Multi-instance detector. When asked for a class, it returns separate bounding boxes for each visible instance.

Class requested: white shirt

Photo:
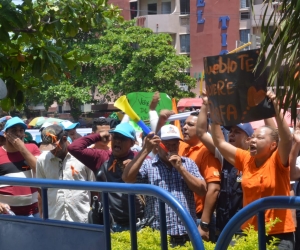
[36,151,95,223]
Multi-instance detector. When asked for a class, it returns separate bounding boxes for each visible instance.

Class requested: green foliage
[111,220,280,250]
[0,0,123,111]
[258,0,300,121]
[87,20,196,100]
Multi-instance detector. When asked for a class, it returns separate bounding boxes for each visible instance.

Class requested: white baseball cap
[160,125,182,141]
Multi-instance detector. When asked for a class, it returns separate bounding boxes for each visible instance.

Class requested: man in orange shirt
[179,111,221,242]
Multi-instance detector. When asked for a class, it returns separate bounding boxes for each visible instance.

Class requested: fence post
[257,211,266,250]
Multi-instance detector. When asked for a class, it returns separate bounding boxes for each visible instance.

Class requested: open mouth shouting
[249,144,257,154]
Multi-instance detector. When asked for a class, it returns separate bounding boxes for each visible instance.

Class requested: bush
[111,219,280,250]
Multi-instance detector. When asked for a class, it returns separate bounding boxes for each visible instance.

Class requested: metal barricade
[215,196,300,250]
[0,176,204,250]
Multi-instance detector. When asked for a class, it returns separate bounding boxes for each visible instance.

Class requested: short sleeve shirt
[235,148,295,234]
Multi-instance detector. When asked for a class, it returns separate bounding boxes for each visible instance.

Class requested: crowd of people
[0,91,299,249]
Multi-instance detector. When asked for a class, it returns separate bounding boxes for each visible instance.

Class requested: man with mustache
[122,124,206,247]
[0,117,40,216]
[156,110,222,242]
[36,125,95,222]
[68,122,145,231]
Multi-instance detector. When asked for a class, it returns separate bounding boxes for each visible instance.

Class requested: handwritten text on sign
[203,49,275,126]
[127,92,172,122]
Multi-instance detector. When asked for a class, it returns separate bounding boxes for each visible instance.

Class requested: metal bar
[0,177,204,250]
[257,211,266,250]
[102,192,111,250]
[129,194,137,250]
[159,201,168,250]
[215,196,300,250]
[41,187,48,220]
[0,214,103,231]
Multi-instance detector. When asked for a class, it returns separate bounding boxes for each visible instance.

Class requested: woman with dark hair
[210,91,295,249]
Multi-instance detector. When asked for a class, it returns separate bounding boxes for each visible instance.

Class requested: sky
[12,0,23,4]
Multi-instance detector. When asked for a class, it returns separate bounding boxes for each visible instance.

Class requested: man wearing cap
[196,96,254,238]
[61,121,82,142]
[157,110,222,242]
[36,125,95,222]
[39,122,55,151]
[122,124,206,247]
[68,122,145,231]
[0,117,40,216]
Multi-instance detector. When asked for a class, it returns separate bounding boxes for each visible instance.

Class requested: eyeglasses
[112,134,130,141]
[58,161,64,180]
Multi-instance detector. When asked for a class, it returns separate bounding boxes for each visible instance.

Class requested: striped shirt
[136,155,203,235]
[0,144,41,215]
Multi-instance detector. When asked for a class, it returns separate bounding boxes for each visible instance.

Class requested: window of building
[240,29,250,44]
[240,0,250,8]
[180,34,190,53]
[130,2,138,19]
[240,12,250,20]
[162,2,171,14]
[180,0,190,14]
[148,3,157,15]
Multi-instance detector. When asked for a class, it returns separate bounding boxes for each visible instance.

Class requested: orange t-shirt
[179,141,221,213]
[235,148,295,235]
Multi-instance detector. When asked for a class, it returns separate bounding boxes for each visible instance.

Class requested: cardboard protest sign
[127,92,172,122]
[203,49,275,126]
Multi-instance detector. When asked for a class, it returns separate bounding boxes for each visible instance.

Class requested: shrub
[111,219,280,250]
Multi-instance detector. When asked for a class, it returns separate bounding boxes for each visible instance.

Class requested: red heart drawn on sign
[247,86,266,107]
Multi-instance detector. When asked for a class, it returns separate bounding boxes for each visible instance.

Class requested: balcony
[136,14,189,34]
[251,3,277,28]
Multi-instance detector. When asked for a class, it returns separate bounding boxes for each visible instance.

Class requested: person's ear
[270,141,277,151]
[131,140,135,147]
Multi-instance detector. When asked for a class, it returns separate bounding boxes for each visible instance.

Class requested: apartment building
[115,0,278,95]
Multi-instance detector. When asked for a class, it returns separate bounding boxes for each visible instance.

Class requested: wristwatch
[200,221,210,232]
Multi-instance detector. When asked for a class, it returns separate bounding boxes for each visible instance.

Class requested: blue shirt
[136,155,203,235]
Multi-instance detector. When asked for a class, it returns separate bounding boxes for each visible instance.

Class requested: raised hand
[159,109,175,122]
[5,132,25,151]
[168,153,182,171]
[143,132,161,153]
[99,131,110,142]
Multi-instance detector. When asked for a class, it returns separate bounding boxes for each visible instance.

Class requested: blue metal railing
[0,176,204,250]
[1,176,299,250]
[215,196,300,250]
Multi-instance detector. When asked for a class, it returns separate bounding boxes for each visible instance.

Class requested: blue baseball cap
[224,123,254,137]
[3,117,27,131]
[109,123,136,140]
[60,121,80,130]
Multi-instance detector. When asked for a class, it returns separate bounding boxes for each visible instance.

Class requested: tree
[87,21,196,99]
[0,0,122,112]
[259,0,300,120]
[26,20,196,120]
